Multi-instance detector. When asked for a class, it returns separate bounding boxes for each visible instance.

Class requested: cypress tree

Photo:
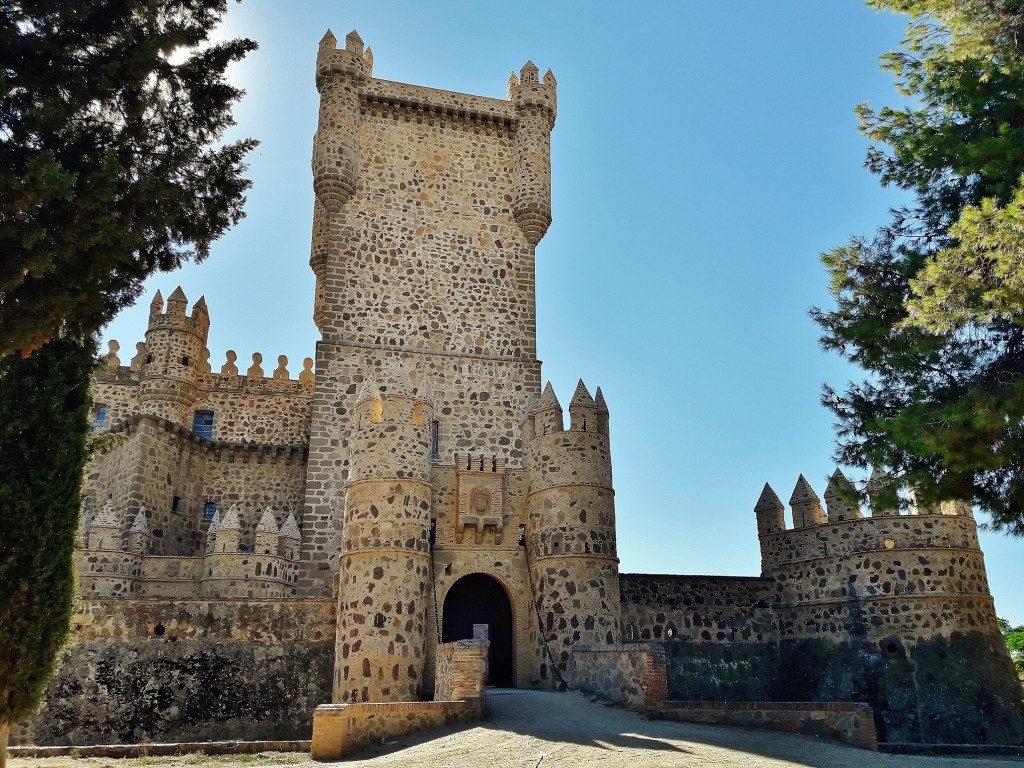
[0,337,95,766]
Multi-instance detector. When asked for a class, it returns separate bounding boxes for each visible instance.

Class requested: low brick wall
[311,640,489,760]
[568,643,667,713]
[310,701,478,760]
[435,639,488,705]
[659,701,877,751]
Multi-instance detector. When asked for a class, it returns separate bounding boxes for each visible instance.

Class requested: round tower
[311,29,369,332]
[509,61,556,247]
[333,378,434,703]
[524,380,620,684]
[137,287,209,425]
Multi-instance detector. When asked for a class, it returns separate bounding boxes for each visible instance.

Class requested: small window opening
[171,495,181,513]
[518,524,526,548]
[181,355,191,366]
[153,623,165,637]
[92,404,108,430]
[192,410,214,440]
[374,613,386,628]
[145,354,154,364]
[203,501,217,521]
[430,420,440,460]
[429,519,437,546]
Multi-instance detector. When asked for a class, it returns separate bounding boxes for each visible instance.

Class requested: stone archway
[442,573,515,687]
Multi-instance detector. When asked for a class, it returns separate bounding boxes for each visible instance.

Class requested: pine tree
[0,3,255,760]
[815,0,1024,530]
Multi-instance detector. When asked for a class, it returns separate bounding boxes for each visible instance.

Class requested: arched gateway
[441,573,515,687]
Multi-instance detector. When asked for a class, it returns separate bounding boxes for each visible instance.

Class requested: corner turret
[125,507,151,556]
[137,287,212,425]
[510,60,557,246]
[568,379,599,433]
[254,509,280,555]
[312,28,368,215]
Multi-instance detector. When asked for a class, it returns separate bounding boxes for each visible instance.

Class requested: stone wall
[659,701,878,751]
[18,598,334,746]
[568,643,666,713]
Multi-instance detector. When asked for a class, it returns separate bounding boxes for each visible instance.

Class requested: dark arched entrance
[442,573,514,687]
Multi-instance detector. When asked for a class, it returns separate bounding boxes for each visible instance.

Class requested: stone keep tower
[300,28,556,593]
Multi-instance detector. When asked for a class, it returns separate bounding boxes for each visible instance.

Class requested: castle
[20,28,1023,748]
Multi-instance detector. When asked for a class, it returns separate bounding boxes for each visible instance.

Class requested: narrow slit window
[430,420,440,460]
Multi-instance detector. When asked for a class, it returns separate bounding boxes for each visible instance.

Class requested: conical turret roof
[256,509,279,533]
[219,505,242,531]
[279,513,300,539]
[355,376,382,405]
[754,483,784,512]
[569,379,596,409]
[531,382,561,413]
[128,508,149,534]
[594,386,608,413]
[789,474,820,505]
[92,499,120,528]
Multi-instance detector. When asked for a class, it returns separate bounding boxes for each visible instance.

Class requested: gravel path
[337,689,1021,767]
[11,689,1023,768]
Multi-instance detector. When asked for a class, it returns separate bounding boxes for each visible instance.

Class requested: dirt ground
[11,689,1023,768]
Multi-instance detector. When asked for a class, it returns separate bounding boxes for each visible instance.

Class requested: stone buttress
[334,381,434,703]
[524,381,621,681]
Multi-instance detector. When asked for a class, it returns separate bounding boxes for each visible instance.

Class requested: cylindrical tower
[525,380,620,684]
[510,61,556,247]
[333,380,434,703]
[137,287,209,425]
[310,29,369,333]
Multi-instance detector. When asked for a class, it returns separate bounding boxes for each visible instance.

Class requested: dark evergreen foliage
[814,0,1024,529]
[0,337,95,733]
[0,1,257,357]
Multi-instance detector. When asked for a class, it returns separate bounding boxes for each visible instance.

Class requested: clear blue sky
[102,1,1024,625]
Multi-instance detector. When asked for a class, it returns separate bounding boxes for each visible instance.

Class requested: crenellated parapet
[755,470,992,641]
[78,499,300,598]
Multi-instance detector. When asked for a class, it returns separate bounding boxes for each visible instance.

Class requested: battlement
[78,500,301,598]
[753,470,992,641]
[525,380,609,439]
[507,61,557,122]
[315,28,371,87]
[146,287,210,340]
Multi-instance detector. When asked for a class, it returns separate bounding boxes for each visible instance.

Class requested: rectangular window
[92,404,108,430]
[203,501,217,520]
[192,410,214,440]
[430,420,440,460]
